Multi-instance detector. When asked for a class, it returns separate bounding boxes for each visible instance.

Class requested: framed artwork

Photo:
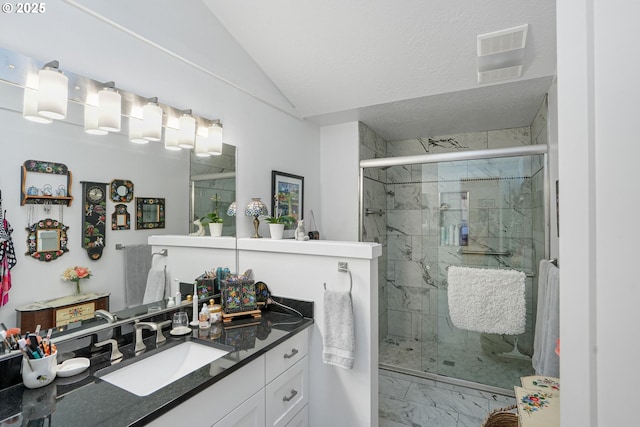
[135,197,165,229]
[271,171,304,239]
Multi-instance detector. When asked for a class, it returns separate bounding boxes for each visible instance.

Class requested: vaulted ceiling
[203,0,557,140]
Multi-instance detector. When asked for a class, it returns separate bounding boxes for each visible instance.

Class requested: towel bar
[324,262,353,293]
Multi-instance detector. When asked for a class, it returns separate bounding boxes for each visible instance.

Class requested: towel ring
[323,263,353,294]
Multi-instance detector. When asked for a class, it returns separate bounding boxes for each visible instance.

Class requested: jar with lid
[209,298,223,324]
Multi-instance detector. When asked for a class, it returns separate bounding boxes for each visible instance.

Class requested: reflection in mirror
[25,218,69,261]
[37,229,60,251]
[190,144,236,236]
[136,198,165,229]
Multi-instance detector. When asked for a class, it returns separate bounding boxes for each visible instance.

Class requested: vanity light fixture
[142,98,162,141]
[129,117,148,144]
[36,60,68,120]
[97,82,122,132]
[245,198,268,238]
[22,87,52,124]
[195,126,212,157]
[208,123,223,156]
[178,110,196,149]
[84,104,108,135]
[164,126,181,151]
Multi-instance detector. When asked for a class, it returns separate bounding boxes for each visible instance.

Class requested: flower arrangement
[61,266,92,295]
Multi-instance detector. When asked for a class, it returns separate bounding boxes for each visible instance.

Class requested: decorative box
[221,279,257,313]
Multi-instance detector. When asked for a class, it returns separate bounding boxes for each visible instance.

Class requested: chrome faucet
[95,309,117,323]
[95,338,123,362]
[134,322,158,355]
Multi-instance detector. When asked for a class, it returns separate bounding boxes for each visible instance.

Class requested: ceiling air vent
[477,24,528,56]
[476,24,528,83]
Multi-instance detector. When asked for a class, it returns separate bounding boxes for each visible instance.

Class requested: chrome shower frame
[359,143,550,395]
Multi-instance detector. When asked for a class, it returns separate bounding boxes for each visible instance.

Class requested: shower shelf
[458,249,512,256]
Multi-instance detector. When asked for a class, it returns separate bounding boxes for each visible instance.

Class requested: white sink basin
[98,341,229,396]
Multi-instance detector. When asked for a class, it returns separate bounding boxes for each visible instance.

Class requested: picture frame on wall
[271,170,304,239]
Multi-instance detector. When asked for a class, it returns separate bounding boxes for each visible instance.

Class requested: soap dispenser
[199,303,210,329]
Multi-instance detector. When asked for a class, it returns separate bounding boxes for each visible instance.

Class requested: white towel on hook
[447,266,526,335]
[142,254,168,305]
[322,288,355,369]
[533,260,560,377]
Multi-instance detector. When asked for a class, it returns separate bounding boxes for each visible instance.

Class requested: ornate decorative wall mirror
[136,197,165,229]
[25,218,69,261]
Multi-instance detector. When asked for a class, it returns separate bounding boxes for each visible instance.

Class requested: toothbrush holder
[22,351,57,389]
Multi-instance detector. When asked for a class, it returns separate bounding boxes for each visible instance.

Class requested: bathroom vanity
[0,305,313,427]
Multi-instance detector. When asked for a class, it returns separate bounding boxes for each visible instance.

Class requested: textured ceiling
[203,0,557,141]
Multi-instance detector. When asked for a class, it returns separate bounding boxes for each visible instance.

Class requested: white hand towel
[447,266,526,335]
[142,255,167,305]
[533,260,560,377]
[322,289,355,370]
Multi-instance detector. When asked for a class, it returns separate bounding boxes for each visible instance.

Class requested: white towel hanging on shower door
[447,266,526,335]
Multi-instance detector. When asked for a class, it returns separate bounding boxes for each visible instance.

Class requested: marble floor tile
[404,382,490,419]
[379,394,458,427]
[379,374,412,399]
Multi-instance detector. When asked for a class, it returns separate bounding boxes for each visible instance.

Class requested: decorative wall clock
[81,181,107,260]
[110,179,134,203]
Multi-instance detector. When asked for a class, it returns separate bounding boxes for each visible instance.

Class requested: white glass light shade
[195,134,212,157]
[208,125,223,155]
[37,68,68,120]
[129,117,148,144]
[97,89,122,132]
[142,103,162,141]
[178,114,196,148]
[23,88,52,123]
[84,105,108,135]
[164,127,181,151]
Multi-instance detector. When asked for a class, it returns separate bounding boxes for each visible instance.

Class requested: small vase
[73,280,81,295]
[269,223,285,240]
[209,222,223,237]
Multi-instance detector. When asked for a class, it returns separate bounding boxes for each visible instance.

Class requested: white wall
[237,239,380,427]
[0,1,321,327]
[557,1,640,425]
[320,122,360,241]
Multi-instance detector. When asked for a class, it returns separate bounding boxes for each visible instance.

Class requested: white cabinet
[266,357,308,427]
[266,328,308,384]
[147,355,265,427]
[149,329,309,427]
[213,389,266,427]
[285,405,308,427]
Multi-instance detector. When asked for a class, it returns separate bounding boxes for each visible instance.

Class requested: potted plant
[201,194,224,237]
[264,215,288,240]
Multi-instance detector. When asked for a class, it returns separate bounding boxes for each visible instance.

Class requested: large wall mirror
[190,146,237,236]
[0,46,238,342]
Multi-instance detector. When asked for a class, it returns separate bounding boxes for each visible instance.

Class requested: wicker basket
[481,404,519,427]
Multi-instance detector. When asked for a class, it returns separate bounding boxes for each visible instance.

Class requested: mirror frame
[135,197,165,229]
[25,218,69,261]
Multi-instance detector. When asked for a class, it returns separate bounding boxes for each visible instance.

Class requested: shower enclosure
[361,144,548,392]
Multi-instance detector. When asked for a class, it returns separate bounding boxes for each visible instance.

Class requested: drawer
[266,356,308,427]
[212,389,265,427]
[266,328,308,383]
[285,404,308,427]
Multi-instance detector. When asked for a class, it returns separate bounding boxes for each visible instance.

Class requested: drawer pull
[283,389,298,402]
[283,348,299,359]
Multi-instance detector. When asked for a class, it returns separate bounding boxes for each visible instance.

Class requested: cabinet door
[285,405,308,427]
[266,329,308,384]
[266,356,308,427]
[213,389,265,427]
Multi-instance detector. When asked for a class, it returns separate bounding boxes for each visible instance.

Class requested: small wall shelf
[20,160,74,207]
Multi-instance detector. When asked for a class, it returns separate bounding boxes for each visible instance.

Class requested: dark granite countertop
[0,310,313,426]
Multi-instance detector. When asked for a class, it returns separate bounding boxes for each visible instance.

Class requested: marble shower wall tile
[531,96,548,145]
[488,127,531,148]
[387,210,423,235]
[359,122,387,157]
[387,137,430,157]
